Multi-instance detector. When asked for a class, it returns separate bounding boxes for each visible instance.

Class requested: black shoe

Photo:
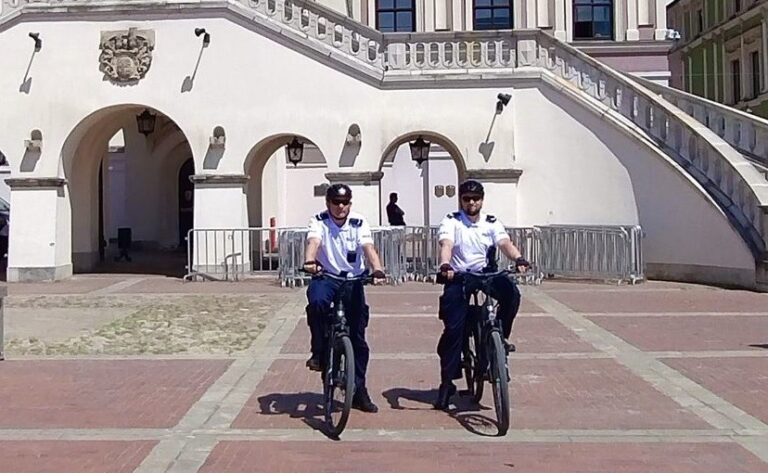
[504,341,516,353]
[305,356,322,372]
[433,383,457,411]
[352,387,378,413]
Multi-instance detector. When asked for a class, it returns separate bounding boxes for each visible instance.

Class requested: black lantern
[136,109,156,136]
[409,136,431,166]
[286,136,304,166]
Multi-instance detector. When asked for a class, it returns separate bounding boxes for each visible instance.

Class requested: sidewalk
[0,276,766,472]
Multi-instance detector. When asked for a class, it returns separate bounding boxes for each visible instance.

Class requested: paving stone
[588,316,768,352]
[199,441,767,473]
[0,440,156,473]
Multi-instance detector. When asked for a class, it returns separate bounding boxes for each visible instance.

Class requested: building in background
[667,0,768,116]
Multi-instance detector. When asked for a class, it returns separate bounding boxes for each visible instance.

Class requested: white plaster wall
[515,83,755,272]
[8,188,58,267]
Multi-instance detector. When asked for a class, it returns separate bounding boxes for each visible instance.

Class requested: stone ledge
[325,172,384,184]
[190,174,249,185]
[5,177,67,189]
[464,168,523,182]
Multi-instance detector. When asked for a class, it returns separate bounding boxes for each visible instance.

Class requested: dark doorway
[178,158,194,248]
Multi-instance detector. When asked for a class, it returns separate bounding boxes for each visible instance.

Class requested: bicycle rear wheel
[472,321,485,404]
[323,335,355,436]
[489,330,510,435]
[462,325,478,396]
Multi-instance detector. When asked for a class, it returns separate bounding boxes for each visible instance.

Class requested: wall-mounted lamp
[210,126,226,148]
[25,129,42,151]
[495,93,511,114]
[409,136,431,166]
[286,136,304,166]
[136,109,157,136]
[195,28,210,47]
[29,32,42,52]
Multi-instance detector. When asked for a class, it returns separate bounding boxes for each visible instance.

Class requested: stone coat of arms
[99,28,155,83]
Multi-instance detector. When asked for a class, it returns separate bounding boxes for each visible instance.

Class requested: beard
[464,207,480,216]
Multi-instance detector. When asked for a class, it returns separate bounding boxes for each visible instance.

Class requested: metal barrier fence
[185,225,644,285]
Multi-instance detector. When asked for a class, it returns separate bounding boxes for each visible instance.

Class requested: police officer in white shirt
[302,183,386,413]
[433,180,530,410]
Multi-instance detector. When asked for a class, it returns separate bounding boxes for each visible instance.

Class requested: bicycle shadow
[257,392,341,440]
[382,387,502,437]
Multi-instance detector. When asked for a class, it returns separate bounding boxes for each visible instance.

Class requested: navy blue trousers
[306,276,370,389]
[437,274,521,384]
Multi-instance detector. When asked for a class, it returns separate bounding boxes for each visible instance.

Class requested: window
[732,59,742,103]
[696,9,703,34]
[473,0,512,30]
[376,0,415,33]
[751,51,761,99]
[573,0,614,40]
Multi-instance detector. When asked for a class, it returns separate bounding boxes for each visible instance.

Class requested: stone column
[463,169,523,225]
[762,13,768,93]
[626,0,640,41]
[654,0,668,40]
[536,0,550,28]
[452,0,464,30]
[435,0,449,30]
[554,0,567,40]
[325,171,384,225]
[189,174,251,279]
[6,177,72,282]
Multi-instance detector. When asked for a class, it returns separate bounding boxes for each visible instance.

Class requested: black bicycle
[310,271,372,437]
[458,270,514,435]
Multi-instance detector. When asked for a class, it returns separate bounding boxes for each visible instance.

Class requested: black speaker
[117,227,132,250]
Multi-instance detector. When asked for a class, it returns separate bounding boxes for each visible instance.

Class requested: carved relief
[99,28,155,83]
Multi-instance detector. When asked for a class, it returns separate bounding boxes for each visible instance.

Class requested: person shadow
[257,392,340,440]
[381,387,502,437]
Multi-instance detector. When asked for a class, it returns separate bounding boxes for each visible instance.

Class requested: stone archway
[379,132,466,226]
[61,104,194,275]
[244,134,328,229]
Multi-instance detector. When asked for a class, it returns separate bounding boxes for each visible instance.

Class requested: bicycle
[449,269,515,435]
[306,270,373,437]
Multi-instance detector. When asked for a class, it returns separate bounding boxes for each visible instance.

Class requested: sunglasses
[461,195,483,203]
[330,199,351,206]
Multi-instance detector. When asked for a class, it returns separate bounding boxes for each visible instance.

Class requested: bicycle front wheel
[323,335,355,437]
[489,330,510,435]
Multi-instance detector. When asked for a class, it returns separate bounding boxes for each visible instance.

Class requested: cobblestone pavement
[0,275,766,472]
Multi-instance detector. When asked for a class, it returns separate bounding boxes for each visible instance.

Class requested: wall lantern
[286,136,304,166]
[409,135,430,166]
[136,109,157,136]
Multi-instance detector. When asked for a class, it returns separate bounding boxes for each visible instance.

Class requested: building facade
[1,0,767,290]
[668,0,768,116]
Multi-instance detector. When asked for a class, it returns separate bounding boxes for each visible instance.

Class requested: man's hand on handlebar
[302,260,322,275]
[371,269,387,286]
[514,256,530,274]
[438,263,455,282]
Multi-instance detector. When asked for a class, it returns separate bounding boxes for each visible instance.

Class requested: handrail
[638,77,768,169]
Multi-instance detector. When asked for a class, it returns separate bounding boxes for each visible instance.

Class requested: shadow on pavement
[257,392,343,440]
[749,344,768,349]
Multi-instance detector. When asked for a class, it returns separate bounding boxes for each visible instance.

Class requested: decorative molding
[99,27,155,83]
[464,168,523,182]
[6,177,66,188]
[325,172,384,184]
[189,174,249,185]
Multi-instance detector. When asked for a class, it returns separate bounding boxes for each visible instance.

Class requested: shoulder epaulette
[447,211,461,219]
[315,211,330,221]
[349,218,363,227]
[486,215,497,223]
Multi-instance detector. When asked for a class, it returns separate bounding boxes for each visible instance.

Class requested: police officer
[433,180,530,410]
[302,183,386,413]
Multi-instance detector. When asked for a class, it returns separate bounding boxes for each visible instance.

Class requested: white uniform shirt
[438,211,510,272]
[307,211,374,276]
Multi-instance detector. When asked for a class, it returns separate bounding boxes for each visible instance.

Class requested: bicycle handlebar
[299,268,378,284]
[435,269,515,285]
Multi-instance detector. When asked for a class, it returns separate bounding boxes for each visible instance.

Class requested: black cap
[458,180,484,197]
[326,183,352,200]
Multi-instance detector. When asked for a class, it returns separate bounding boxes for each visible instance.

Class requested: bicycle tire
[462,326,477,397]
[472,320,485,404]
[490,330,510,435]
[324,335,355,436]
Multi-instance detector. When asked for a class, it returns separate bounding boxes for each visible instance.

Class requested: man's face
[327,196,352,220]
[460,193,483,216]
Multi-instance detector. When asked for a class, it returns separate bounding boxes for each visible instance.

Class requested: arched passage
[61,104,194,275]
[244,134,328,228]
[379,132,466,226]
